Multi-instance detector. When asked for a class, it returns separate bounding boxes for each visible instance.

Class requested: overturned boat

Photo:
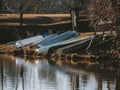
[35,36,94,53]
[37,31,78,48]
[48,36,94,53]
[55,35,104,54]
[35,33,115,54]
[30,34,57,46]
[35,31,78,53]
[15,34,48,48]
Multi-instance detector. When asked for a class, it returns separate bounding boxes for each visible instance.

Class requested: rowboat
[35,36,93,53]
[37,34,57,46]
[56,37,93,53]
[15,35,46,48]
[38,30,78,48]
[56,35,104,53]
[30,34,57,46]
[48,36,93,53]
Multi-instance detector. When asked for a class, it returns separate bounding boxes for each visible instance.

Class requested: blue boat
[38,31,78,48]
[37,34,57,46]
[30,34,57,46]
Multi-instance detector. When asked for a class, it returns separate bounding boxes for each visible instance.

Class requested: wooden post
[71,10,77,31]
[19,2,23,32]
[70,7,80,31]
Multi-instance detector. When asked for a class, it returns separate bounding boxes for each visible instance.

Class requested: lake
[0,54,120,90]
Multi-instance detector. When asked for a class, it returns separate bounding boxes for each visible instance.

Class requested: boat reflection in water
[0,54,120,90]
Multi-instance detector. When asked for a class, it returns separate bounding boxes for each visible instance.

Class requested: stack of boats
[14,30,114,54]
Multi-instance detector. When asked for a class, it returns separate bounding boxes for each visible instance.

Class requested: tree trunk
[0,0,3,13]
[116,2,120,48]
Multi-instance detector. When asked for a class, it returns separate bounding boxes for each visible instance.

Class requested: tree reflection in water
[0,58,3,90]
[0,54,120,90]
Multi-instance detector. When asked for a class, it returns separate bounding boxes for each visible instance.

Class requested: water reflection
[0,54,120,90]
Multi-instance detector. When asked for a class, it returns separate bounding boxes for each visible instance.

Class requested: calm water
[0,54,120,90]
